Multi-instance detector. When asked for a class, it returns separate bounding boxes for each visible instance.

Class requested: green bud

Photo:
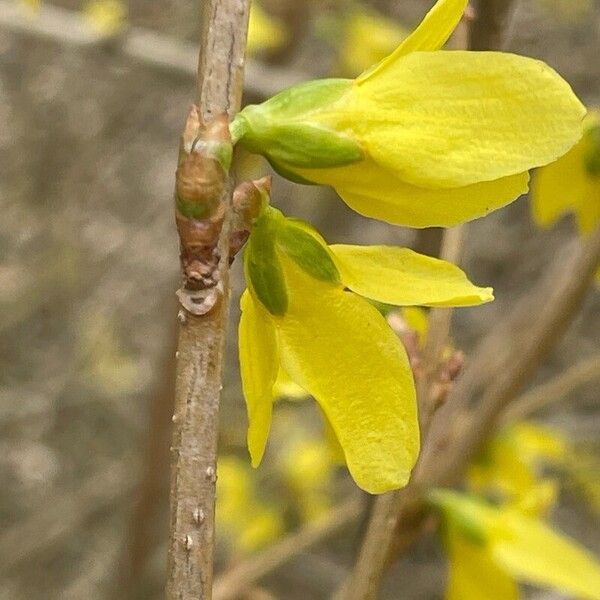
[231,79,364,169]
[246,212,288,316]
[584,125,600,177]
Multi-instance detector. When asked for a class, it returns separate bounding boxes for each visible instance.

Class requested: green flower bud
[231,79,364,169]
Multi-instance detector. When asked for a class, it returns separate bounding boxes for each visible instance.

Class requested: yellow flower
[280,437,334,521]
[239,205,492,493]
[337,8,408,76]
[432,489,600,600]
[533,110,600,238]
[247,3,287,56]
[84,0,126,36]
[468,422,566,513]
[20,0,41,15]
[216,456,284,554]
[232,0,585,228]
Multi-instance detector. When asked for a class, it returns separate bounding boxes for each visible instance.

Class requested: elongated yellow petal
[532,133,593,228]
[447,532,518,600]
[330,244,493,307]
[274,257,419,494]
[359,0,468,83]
[492,510,600,600]
[335,51,585,189]
[297,159,529,227]
[239,290,279,467]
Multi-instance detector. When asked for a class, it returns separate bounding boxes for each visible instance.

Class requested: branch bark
[166,2,251,599]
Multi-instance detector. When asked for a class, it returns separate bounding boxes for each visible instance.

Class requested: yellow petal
[272,367,308,400]
[359,0,468,83]
[492,509,600,600]
[274,256,419,494]
[532,132,596,230]
[337,51,585,188]
[339,9,409,77]
[433,489,600,599]
[446,530,518,600]
[239,290,279,467]
[330,244,493,307]
[297,159,529,227]
[247,3,287,55]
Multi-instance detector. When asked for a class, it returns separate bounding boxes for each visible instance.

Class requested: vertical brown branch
[166,2,251,600]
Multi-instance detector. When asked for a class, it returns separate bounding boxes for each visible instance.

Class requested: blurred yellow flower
[468,422,566,511]
[247,3,287,56]
[84,0,126,36]
[233,0,585,228]
[280,437,334,521]
[20,0,41,14]
[533,110,600,238]
[216,456,284,554]
[432,489,600,600]
[338,9,408,76]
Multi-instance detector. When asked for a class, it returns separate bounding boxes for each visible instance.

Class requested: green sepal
[245,78,352,119]
[234,79,364,170]
[246,212,288,316]
[268,159,319,185]
[239,119,363,169]
[276,221,341,284]
[584,125,600,177]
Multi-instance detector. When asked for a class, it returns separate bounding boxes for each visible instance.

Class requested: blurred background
[1,0,599,598]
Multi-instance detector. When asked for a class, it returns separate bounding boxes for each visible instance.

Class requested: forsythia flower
[231,0,585,228]
[84,0,126,36]
[247,3,287,56]
[532,110,600,238]
[239,202,493,494]
[20,0,41,14]
[216,456,284,554]
[468,422,566,514]
[280,437,335,521]
[337,8,408,76]
[431,489,600,600]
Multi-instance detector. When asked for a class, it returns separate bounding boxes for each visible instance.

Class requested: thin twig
[338,4,521,597]
[0,0,305,100]
[388,223,600,561]
[431,224,600,483]
[166,2,250,599]
[213,498,364,600]
[501,352,600,424]
[338,224,468,600]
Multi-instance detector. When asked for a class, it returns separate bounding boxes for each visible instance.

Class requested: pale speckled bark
[166,1,250,599]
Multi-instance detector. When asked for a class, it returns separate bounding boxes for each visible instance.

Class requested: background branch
[213,498,364,600]
[0,0,303,100]
[501,352,600,425]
